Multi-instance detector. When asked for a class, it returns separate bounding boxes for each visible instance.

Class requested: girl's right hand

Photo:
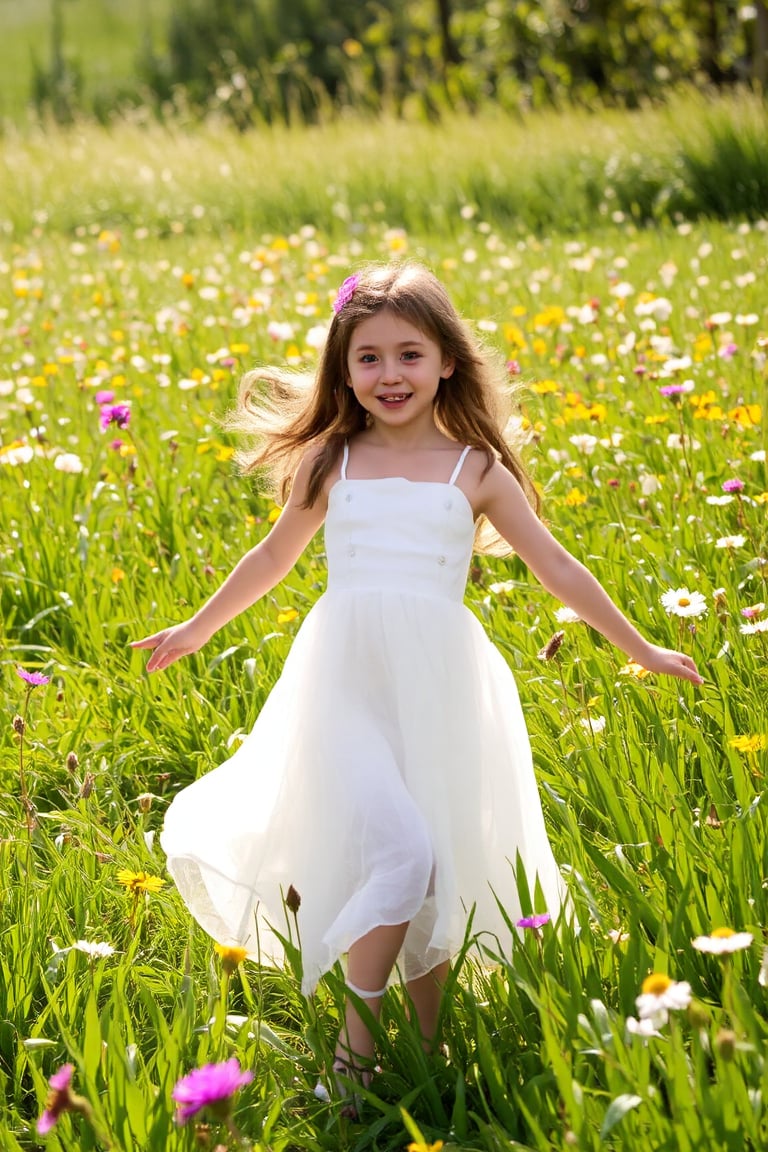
[130,619,211,673]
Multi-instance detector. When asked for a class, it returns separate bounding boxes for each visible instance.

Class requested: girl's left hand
[634,643,704,684]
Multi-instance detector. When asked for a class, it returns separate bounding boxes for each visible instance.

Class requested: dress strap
[340,440,349,480]
[448,445,471,486]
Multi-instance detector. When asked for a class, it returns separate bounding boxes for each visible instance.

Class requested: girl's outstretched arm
[131,450,328,673]
[477,461,704,684]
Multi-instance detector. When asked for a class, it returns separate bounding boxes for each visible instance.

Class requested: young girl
[132,261,702,1110]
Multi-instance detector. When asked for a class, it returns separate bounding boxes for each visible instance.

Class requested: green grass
[2,89,768,238]
[1,114,767,1149]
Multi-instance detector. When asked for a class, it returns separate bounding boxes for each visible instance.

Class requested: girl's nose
[380,359,403,383]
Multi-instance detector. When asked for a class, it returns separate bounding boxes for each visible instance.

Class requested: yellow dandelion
[729,735,767,754]
[564,489,587,507]
[116,869,166,895]
[214,943,248,974]
[277,608,299,625]
[267,506,282,524]
[407,1143,444,1152]
[111,567,125,584]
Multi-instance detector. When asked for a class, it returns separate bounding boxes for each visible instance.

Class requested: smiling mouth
[378,393,412,404]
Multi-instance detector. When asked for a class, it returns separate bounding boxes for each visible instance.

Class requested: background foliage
[1,0,766,127]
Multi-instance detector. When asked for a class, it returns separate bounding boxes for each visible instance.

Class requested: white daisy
[740,618,768,635]
[73,940,116,959]
[660,588,708,618]
[554,606,581,624]
[692,929,753,955]
[636,974,692,1024]
[715,534,746,549]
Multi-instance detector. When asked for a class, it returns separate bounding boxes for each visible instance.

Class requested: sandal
[313,980,387,1117]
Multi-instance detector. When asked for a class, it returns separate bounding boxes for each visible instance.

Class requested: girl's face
[346,309,454,433]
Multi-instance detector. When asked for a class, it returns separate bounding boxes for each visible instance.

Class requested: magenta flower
[332,274,359,315]
[94,389,115,405]
[506,359,521,376]
[16,667,51,687]
[172,1058,253,1125]
[517,913,551,929]
[722,478,744,493]
[98,403,131,432]
[658,383,687,398]
[37,1064,75,1135]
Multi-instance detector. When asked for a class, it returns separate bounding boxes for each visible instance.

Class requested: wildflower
[98,403,131,432]
[116,869,166,894]
[636,973,692,1024]
[37,1064,92,1135]
[214,943,248,974]
[172,1058,253,1125]
[660,588,708,618]
[537,631,565,660]
[728,735,767,753]
[16,667,51,686]
[564,488,587,507]
[619,661,651,679]
[94,389,115,405]
[277,608,298,624]
[516,913,551,929]
[54,453,84,474]
[407,1142,444,1152]
[568,433,599,455]
[639,473,661,495]
[715,535,746,549]
[580,715,606,734]
[741,602,765,618]
[625,1015,663,1039]
[506,359,521,376]
[692,927,753,954]
[554,606,581,624]
[73,940,116,959]
[658,382,693,399]
[722,478,744,493]
[740,618,768,634]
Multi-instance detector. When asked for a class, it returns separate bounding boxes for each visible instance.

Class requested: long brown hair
[227,261,541,549]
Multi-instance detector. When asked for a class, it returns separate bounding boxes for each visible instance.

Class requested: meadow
[1,102,767,1151]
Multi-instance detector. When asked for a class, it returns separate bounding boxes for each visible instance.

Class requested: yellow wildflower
[407,1143,444,1152]
[277,608,299,625]
[564,489,587,507]
[619,661,651,680]
[729,735,767,754]
[214,943,248,974]
[116,869,166,895]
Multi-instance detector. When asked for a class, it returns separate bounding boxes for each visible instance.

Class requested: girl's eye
[402,351,420,361]
[359,354,377,363]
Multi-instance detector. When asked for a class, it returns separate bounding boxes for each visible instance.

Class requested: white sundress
[161,444,566,993]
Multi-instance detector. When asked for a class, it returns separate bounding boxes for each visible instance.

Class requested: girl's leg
[405,960,450,1051]
[337,922,409,1065]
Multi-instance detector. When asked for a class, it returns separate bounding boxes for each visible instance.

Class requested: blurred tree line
[36,0,768,125]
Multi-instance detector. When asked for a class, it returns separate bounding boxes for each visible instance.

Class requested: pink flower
[16,667,51,687]
[741,603,765,619]
[172,1058,253,1125]
[658,383,687,398]
[332,274,359,315]
[722,478,744,493]
[98,403,131,432]
[94,389,115,405]
[517,913,551,929]
[37,1064,75,1135]
[506,359,521,376]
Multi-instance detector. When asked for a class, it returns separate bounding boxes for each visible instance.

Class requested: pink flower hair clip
[332,274,359,315]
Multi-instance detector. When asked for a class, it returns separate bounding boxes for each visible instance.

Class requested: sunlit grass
[1,144,767,1149]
